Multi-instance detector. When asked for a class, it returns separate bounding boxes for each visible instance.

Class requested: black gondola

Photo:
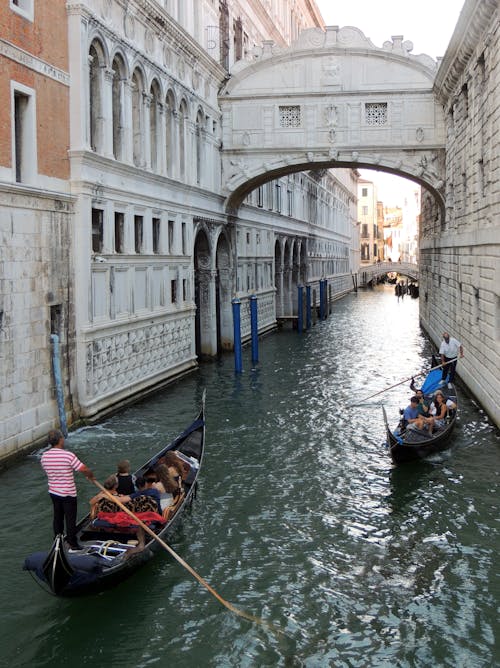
[383,367,458,464]
[24,393,206,596]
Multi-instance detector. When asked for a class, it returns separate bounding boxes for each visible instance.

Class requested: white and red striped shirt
[41,448,86,497]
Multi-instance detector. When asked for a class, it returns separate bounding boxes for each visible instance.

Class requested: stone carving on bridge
[322,58,341,87]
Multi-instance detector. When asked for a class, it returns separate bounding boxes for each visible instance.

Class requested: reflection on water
[1,286,498,667]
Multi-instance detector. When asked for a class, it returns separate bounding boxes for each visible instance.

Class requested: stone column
[143,92,152,170]
[157,102,167,175]
[122,81,134,165]
[102,67,114,158]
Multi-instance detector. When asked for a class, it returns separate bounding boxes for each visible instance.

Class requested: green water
[1,286,498,667]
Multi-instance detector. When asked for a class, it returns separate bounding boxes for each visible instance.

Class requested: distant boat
[24,393,206,596]
[383,366,458,464]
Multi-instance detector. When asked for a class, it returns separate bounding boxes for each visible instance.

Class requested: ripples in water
[1,287,498,667]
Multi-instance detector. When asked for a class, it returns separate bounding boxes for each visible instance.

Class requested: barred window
[279,105,301,128]
[365,103,388,125]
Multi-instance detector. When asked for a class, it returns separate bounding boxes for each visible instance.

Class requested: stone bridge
[359,261,419,286]
[219,26,446,217]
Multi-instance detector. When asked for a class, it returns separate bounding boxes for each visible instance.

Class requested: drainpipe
[50,334,68,437]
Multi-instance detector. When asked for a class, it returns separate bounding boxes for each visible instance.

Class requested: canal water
[1,286,498,667]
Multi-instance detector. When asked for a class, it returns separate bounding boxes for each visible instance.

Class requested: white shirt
[439,337,461,358]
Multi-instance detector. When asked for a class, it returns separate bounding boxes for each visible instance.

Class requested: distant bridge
[358,261,419,286]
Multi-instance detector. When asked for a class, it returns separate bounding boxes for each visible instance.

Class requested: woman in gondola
[432,391,448,430]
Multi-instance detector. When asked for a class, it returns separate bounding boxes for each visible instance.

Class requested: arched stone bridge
[219,26,446,217]
[359,261,419,286]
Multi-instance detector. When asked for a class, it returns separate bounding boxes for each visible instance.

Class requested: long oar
[348,358,456,407]
[91,479,283,636]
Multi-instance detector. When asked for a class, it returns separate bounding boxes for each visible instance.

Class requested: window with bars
[279,105,301,128]
[365,102,388,125]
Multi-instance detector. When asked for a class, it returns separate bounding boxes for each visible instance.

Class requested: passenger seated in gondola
[160,450,199,484]
[89,474,123,518]
[153,463,185,520]
[115,459,136,495]
[430,391,448,430]
[118,475,162,514]
[403,396,434,433]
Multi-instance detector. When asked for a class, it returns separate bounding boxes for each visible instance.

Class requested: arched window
[89,41,105,153]
[178,99,188,181]
[165,90,175,177]
[131,68,144,167]
[150,80,161,172]
[111,54,126,160]
[195,109,204,186]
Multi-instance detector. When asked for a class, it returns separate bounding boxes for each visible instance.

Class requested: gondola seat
[90,511,166,534]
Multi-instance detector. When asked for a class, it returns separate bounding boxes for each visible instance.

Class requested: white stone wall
[420,0,499,426]
[0,189,74,460]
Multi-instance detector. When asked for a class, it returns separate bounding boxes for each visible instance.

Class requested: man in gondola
[41,429,94,552]
[439,332,464,388]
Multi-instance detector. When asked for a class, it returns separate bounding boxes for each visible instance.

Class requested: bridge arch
[219,26,446,217]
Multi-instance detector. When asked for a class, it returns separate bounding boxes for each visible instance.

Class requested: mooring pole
[297,285,303,333]
[250,294,258,365]
[319,279,325,320]
[306,285,312,329]
[232,298,242,373]
[50,334,68,437]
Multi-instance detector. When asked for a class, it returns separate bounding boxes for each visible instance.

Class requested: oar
[348,358,457,407]
[91,479,283,636]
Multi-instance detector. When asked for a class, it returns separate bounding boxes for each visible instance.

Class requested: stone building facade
[0,0,360,463]
[0,2,74,459]
[419,0,499,425]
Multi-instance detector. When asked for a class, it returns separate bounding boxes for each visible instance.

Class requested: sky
[314,0,465,205]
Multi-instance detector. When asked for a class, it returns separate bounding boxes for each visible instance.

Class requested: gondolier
[41,429,94,551]
[439,332,464,387]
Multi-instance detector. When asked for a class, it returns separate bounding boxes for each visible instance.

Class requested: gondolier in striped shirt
[41,429,94,551]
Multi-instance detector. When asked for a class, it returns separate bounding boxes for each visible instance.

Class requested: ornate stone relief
[85,317,193,398]
[145,29,154,55]
[124,11,135,40]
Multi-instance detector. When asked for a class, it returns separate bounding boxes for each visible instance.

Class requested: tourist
[41,429,94,551]
[115,459,136,494]
[89,474,121,517]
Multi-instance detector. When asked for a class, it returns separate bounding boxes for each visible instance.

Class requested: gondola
[24,392,205,596]
[383,365,458,464]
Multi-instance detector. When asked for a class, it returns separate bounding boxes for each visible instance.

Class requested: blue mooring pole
[50,334,68,437]
[250,294,259,364]
[306,285,312,329]
[297,285,304,333]
[324,278,329,316]
[319,279,325,320]
[232,298,243,373]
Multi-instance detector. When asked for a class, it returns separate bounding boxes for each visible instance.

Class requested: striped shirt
[41,448,85,497]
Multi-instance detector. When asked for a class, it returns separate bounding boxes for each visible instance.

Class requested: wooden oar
[91,479,283,636]
[348,358,456,407]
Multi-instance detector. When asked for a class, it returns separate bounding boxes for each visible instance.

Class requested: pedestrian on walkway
[41,429,94,551]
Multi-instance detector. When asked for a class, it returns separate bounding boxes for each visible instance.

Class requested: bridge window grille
[365,102,387,125]
[279,105,301,128]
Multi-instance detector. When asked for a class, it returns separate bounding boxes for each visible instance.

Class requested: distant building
[358,179,379,264]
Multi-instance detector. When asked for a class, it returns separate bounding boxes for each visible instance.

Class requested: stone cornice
[433,0,498,104]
